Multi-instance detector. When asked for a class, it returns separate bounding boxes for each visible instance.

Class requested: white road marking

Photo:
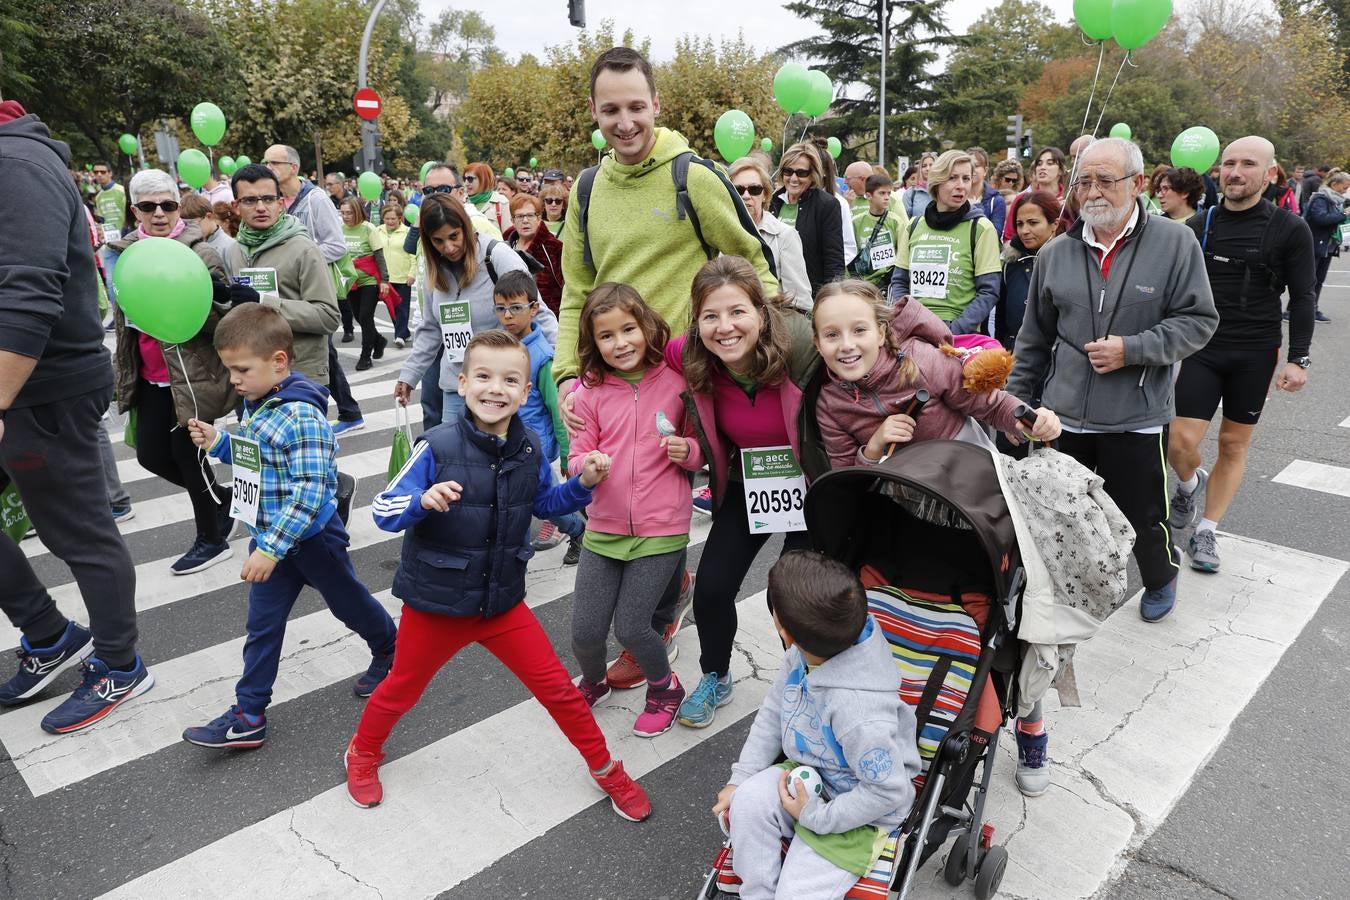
[1272,459,1350,499]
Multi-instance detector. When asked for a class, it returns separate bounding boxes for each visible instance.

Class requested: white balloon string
[1066,41,1108,193]
[173,344,221,505]
[1090,52,1131,138]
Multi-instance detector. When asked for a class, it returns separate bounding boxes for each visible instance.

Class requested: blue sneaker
[40,656,154,734]
[691,486,713,516]
[332,418,366,436]
[677,672,733,729]
[1139,577,1178,623]
[353,651,393,698]
[1014,729,1050,797]
[110,504,135,524]
[183,705,267,749]
[0,622,94,706]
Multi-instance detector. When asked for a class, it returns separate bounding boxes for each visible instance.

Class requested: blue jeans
[440,389,466,425]
[420,345,444,433]
[392,283,413,340]
[236,513,398,717]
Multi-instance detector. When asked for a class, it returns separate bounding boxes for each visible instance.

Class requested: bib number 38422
[741,446,807,534]
[909,244,951,299]
[439,301,473,363]
[229,436,262,527]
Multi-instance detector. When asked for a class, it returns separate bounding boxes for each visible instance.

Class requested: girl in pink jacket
[568,283,704,739]
[812,281,1060,469]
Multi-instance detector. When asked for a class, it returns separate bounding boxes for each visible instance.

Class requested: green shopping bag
[388,400,414,484]
[1,481,32,544]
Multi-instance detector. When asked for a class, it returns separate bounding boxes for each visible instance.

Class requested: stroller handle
[881,390,931,463]
[1012,404,1039,429]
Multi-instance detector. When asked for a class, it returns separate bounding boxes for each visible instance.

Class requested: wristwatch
[1291,356,1312,369]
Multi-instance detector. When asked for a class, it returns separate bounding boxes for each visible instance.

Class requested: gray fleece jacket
[1006,199,1218,431]
[730,617,920,834]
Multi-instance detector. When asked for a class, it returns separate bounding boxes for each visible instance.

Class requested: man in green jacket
[92,160,126,322]
[554,46,778,388]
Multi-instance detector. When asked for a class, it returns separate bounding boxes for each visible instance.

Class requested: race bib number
[741,446,807,534]
[237,267,279,295]
[910,245,950,299]
[868,236,896,270]
[102,225,120,245]
[229,436,262,527]
[439,301,473,362]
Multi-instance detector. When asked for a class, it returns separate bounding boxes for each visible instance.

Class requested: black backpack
[573,151,777,278]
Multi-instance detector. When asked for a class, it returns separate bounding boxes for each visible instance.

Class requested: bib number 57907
[741,446,807,534]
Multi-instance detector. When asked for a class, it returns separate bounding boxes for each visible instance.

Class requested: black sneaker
[563,534,582,566]
[1315,310,1331,323]
[40,656,154,734]
[336,471,356,525]
[372,335,387,360]
[355,356,373,371]
[341,331,355,343]
[170,536,233,575]
[353,651,394,698]
[0,622,94,706]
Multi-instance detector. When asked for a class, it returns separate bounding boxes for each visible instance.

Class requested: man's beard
[1224,179,1262,203]
[1080,198,1132,230]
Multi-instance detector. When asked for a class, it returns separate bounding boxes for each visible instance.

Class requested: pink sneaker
[633,672,685,737]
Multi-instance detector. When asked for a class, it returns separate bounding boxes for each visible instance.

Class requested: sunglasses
[735,183,765,197]
[134,200,180,213]
[544,197,565,205]
[464,175,478,183]
[423,184,457,195]
[781,166,812,179]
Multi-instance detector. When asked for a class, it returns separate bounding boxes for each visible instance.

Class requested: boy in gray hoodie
[714,551,921,899]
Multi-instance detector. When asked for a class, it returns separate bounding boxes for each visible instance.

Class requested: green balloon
[801,70,834,118]
[1073,0,1115,40]
[112,237,212,344]
[529,156,538,168]
[85,163,93,171]
[420,160,437,182]
[504,167,515,178]
[235,155,252,168]
[177,148,211,189]
[1171,126,1219,171]
[714,109,755,162]
[591,129,606,151]
[118,133,139,156]
[189,102,227,147]
[405,203,419,226]
[357,171,382,201]
[773,62,812,115]
[760,137,773,153]
[826,136,842,159]
[1109,122,1132,140]
[1111,0,1172,49]
[218,155,237,176]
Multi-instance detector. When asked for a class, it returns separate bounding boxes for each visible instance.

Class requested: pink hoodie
[815,297,1027,469]
[568,360,705,537]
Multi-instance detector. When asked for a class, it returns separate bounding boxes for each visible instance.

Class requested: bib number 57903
[741,446,807,534]
[439,301,473,362]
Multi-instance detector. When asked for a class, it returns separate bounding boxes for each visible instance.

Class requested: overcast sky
[418,0,1080,65]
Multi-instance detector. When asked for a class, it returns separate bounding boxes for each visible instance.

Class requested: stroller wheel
[944,831,972,886]
[973,845,1008,900]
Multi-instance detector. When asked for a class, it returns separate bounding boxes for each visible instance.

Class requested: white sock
[1197,518,1218,534]
[1177,473,1199,495]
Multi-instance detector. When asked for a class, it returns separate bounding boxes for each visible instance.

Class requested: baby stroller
[698,440,1025,900]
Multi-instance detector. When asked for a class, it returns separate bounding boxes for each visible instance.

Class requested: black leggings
[694,477,812,677]
[349,283,382,358]
[135,381,228,542]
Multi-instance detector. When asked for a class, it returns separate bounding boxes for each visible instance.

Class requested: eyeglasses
[1154,184,1174,194]
[544,198,565,205]
[512,212,540,221]
[781,166,812,179]
[238,195,281,206]
[493,301,536,316]
[264,159,295,168]
[423,184,457,195]
[134,200,180,213]
[735,183,765,197]
[1070,174,1134,193]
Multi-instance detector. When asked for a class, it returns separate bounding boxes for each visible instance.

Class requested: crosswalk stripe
[1271,459,1350,499]
[1339,415,1349,428]
[97,586,782,900]
[2,521,711,798]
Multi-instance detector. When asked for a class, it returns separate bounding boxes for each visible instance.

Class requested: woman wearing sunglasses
[728,157,812,311]
[107,168,238,575]
[768,141,843,297]
[540,182,569,237]
[462,162,511,235]
[505,192,565,316]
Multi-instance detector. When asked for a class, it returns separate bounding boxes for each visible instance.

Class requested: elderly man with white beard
[1005,137,1218,624]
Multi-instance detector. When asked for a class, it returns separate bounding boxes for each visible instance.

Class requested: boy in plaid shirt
[182,304,397,749]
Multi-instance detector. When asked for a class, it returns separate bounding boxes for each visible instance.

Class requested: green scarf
[236,213,307,256]
[468,190,492,206]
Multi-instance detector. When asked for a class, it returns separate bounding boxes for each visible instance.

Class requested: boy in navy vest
[348,329,652,821]
[183,304,398,749]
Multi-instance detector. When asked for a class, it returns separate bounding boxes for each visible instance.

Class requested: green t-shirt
[778,202,799,229]
[95,184,126,231]
[904,215,1001,324]
[546,219,564,236]
[342,222,386,287]
[850,208,907,287]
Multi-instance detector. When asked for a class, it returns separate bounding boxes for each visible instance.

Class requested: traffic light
[1021,129,1034,160]
[1005,114,1023,149]
[568,0,585,27]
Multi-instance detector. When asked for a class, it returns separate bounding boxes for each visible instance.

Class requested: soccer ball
[787,765,823,799]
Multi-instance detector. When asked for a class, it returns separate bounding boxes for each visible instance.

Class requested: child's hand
[560,386,585,437]
[863,414,916,460]
[777,770,809,821]
[187,417,217,450]
[420,480,463,512]
[712,783,737,831]
[661,435,690,463]
[579,451,611,487]
[240,550,276,583]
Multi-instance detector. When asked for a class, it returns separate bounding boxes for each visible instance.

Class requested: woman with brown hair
[540,181,569,236]
[462,162,511,234]
[768,141,844,295]
[1003,146,1067,239]
[505,192,565,315]
[728,157,812,310]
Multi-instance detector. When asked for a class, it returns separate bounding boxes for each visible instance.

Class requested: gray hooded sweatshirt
[730,617,921,834]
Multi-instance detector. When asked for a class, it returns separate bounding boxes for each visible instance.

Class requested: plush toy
[939,334,1014,394]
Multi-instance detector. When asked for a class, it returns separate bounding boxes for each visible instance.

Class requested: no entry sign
[353,88,382,121]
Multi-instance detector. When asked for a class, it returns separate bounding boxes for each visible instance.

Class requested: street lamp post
[357,0,389,175]
[879,0,887,167]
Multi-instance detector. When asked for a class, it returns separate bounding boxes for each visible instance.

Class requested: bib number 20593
[741,446,807,534]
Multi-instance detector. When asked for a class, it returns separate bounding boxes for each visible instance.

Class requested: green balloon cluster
[591,129,606,151]
[118,133,139,156]
[1112,0,1172,49]
[714,109,755,161]
[177,148,211,189]
[1171,126,1219,171]
[803,70,834,118]
[189,102,226,147]
[357,171,382,201]
[112,238,213,344]
[1109,122,1132,140]
[772,63,836,118]
[218,155,237,176]
[1074,0,1114,40]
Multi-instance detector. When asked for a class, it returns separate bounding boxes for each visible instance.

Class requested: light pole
[357,0,389,175]
[879,0,887,167]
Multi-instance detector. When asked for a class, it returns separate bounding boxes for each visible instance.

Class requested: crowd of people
[0,41,1343,898]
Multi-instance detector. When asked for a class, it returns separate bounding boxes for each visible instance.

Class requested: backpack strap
[576,164,600,268]
[483,238,499,284]
[1200,205,1217,251]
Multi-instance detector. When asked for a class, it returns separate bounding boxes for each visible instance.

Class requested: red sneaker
[592,760,651,822]
[345,737,385,808]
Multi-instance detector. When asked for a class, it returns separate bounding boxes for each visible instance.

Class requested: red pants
[353,602,611,770]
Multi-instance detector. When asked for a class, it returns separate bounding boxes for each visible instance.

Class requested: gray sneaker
[1188,528,1220,573]
[1168,468,1208,530]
